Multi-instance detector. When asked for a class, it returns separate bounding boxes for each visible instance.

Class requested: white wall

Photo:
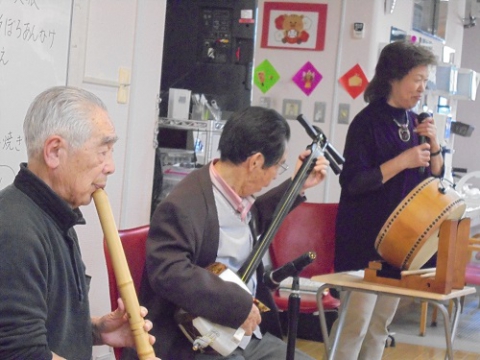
[455,15,480,175]
[455,9,480,235]
[253,0,466,203]
[68,1,166,358]
[253,0,345,203]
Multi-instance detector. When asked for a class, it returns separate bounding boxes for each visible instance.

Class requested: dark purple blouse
[334,98,433,272]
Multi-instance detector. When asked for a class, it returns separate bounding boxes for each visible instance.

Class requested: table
[312,271,476,360]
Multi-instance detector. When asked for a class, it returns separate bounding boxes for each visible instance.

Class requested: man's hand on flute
[92,298,158,352]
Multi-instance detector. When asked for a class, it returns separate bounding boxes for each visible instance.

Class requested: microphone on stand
[417,112,431,174]
[295,114,345,175]
[263,251,316,290]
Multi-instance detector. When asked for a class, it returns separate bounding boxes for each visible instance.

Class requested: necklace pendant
[393,111,411,142]
[398,126,410,142]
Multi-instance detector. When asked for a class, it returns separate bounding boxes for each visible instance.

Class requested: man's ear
[248,152,264,171]
[43,135,64,168]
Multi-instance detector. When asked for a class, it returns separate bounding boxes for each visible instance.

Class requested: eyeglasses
[277,162,289,175]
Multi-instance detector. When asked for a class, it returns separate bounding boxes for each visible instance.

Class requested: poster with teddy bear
[261,2,327,51]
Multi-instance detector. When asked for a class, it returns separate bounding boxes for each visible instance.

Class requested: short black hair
[218,106,290,167]
[364,41,437,103]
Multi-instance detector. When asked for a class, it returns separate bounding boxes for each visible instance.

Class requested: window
[412,0,448,40]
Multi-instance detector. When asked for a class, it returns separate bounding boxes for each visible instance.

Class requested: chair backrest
[103,225,150,313]
[103,225,149,360]
[269,202,338,278]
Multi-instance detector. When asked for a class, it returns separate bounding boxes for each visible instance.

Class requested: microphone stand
[286,275,301,360]
[284,252,315,360]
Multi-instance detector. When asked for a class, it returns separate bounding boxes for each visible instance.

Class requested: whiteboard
[0,0,73,190]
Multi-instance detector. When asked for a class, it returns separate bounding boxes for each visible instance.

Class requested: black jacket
[0,164,92,360]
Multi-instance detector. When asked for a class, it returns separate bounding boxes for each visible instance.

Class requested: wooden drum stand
[364,217,471,294]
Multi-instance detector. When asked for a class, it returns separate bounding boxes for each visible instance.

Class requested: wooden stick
[420,271,436,278]
[400,267,436,276]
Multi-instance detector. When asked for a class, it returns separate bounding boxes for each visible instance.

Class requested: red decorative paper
[338,64,369,99]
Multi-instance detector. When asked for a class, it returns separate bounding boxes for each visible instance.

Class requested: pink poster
[292,61,322,96]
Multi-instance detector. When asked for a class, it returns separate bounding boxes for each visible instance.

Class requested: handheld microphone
[417,112,430,174]
[263,251,316,290]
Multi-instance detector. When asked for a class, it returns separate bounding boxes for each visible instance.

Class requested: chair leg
[431,299,455,327]
[420,299,448,336]
[431,305,438,326]
[419,302,428,336]
[448,299,454,316]
[476,288,480,308]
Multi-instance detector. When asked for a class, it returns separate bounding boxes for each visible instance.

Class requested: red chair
[103,225,150,360]
[269,202,341,337]
[463,233,480,306]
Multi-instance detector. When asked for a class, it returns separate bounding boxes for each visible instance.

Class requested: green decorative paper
[254,59,280,94]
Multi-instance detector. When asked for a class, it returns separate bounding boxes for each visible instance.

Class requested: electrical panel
[159,0,256,118]
[200,8,233,63]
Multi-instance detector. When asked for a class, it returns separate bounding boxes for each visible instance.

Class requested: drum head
[375,177,466,270]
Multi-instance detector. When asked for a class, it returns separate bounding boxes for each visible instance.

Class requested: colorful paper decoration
[254,59,280,94]
[338,64,369,99]
[292,61,322,96]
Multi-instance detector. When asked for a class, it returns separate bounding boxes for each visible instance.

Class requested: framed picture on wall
[261,2,327,51]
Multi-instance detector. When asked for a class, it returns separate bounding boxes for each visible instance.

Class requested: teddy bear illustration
[274,13,310,44]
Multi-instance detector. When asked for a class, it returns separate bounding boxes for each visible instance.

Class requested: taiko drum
[375,177,466,270]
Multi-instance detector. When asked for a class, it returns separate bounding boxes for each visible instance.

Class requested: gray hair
[23,86,108,159]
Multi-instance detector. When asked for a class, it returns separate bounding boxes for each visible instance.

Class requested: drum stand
[364,218,471,294]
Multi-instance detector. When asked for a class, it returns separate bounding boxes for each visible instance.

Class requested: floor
[294,293,480,359]
[296,339,480,360]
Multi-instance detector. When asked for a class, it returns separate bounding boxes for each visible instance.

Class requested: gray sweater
[0,164,92,360]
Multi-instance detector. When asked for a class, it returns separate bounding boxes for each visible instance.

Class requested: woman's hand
[415,114,441,154]
[401,143,431,170]
[381,142,433,183]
